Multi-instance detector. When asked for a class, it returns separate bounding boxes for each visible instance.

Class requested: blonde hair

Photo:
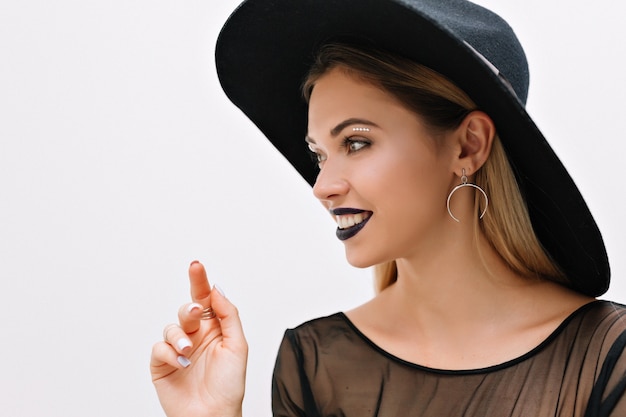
[303,43,565,293]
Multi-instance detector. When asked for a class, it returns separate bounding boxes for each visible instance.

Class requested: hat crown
[398,0,529,103]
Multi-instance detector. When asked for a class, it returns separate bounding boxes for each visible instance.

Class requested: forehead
[307,68,405,129]
[309,67,386,100]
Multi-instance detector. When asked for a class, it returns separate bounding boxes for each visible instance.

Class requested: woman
[150,0,625,416]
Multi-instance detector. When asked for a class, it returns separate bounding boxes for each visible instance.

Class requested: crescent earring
[446,168,488,222]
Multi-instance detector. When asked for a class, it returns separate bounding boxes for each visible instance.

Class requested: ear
[453,111,495,177]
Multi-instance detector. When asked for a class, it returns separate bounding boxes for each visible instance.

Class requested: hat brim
[215,0,609,296]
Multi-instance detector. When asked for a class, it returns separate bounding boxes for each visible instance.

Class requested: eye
[307,144,326,167]
[344,137,370,153]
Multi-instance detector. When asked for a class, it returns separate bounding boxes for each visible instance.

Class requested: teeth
[335,213,367,229]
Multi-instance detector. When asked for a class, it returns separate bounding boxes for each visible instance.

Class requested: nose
[312,160,350,203]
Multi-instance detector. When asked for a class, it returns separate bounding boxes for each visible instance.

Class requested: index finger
[189,260,212,307]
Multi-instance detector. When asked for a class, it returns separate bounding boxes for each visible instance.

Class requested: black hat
[215,0,609,296]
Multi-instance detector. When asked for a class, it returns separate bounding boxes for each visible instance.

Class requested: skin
[150,262,247,417]
[150,68,593,416]
[309,68,592,369]
[307,68,473,269]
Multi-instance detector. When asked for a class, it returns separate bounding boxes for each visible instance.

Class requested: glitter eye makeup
[352,127,370,132]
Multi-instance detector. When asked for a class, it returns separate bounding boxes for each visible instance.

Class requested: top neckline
[337,300,603,375]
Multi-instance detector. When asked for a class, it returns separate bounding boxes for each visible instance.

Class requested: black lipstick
[331,208,372,241]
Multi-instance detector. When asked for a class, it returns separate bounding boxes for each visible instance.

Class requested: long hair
[303,43,566,293]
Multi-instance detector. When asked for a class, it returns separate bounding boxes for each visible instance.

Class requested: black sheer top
[272,301,626,417]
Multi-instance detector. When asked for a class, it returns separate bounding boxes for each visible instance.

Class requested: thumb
[211,286,248,352]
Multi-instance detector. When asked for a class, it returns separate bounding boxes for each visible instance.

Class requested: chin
[344,247,387,269]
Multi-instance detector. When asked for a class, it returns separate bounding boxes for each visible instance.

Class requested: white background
[1,1,624,415]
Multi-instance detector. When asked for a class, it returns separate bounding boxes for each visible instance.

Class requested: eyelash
[342,136,370,153]
[308,137,371,167]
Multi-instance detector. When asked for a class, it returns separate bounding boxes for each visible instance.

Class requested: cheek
[367,152,449,214]
[372,148,442,188]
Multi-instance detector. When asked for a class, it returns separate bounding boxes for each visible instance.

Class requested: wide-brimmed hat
[215,0,609,297]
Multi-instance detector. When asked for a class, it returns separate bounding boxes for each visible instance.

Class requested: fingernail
[190,260,200,267]
[177,355,191,368]
[213,284,226,297]
[176,338,192,351]
[186,302,203,314]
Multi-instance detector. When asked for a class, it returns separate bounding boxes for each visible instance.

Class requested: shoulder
[585,300,626,357]
[277,312,377,366]
[561,300,626,353]
[570,300,626,337]
[571,301,626,415]
[580,299,626,318]
[291,312,349,330]
[566,301,626,381]
[274,313,358,376]
[283,313,354,348]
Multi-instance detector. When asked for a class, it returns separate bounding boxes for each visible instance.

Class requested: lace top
[272,301,626,417]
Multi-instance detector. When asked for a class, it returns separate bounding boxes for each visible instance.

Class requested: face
[306,68,458,268]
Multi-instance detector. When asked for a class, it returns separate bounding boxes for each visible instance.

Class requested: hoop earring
[446,169,488,222]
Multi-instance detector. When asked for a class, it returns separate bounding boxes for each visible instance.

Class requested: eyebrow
[305,118,378,144]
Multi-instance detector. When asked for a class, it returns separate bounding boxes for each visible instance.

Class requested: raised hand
[151,261,248,417]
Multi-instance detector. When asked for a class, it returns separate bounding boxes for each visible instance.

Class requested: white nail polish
[213,284,226,297]
[186,302,203,313]
[176,338,191,351]
[177,355,191,368]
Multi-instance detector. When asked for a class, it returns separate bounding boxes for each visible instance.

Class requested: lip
[331,208,373,241]
[331,207,367,215]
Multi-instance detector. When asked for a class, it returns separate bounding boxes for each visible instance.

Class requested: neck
[387,228,545,328]
[346,226,592,369]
